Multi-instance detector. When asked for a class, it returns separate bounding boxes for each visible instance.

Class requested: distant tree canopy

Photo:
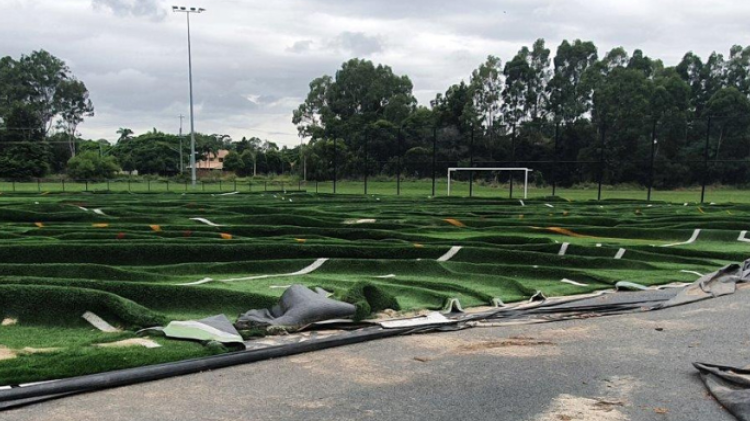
[0,50,93,178]
[292,41,750,187]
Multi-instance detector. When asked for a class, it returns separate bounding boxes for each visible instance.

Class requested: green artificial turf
[0,191,748,385]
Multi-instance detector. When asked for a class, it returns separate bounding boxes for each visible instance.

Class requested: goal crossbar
[447,167,533,198]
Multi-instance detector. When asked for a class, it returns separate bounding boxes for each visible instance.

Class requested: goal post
[447,167,533,198]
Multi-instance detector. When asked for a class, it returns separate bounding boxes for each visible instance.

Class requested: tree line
[293,40,750,187]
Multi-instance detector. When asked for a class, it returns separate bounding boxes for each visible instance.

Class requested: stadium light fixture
[173,5,205,188]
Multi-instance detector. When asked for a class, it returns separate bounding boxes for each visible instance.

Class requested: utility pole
[173,5,205,187]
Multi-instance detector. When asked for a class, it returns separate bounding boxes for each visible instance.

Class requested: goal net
[447,167,533,198]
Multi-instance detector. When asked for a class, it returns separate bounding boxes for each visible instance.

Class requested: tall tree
[470,55,503,132]
[293,59,416,145]
[547,40,599,123]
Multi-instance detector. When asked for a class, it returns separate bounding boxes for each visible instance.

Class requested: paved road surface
[6,289,750,421]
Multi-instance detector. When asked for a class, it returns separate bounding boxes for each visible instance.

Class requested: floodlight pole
[173,5,205,188]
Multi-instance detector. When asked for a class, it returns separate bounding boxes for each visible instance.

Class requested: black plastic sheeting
[1,260,748,411]
[694,363,750,421]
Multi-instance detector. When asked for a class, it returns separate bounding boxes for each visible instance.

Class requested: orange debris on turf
[443,218,466,227]
[542,226,599,239]
[150,225,161,232]
[92,223,109,228]
[413,243,424,248]
[220,233,232,240]
[116,233,126,240]
[34,222,44,228]
[295,238,307,243]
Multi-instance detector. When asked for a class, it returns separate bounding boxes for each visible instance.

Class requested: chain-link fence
[2,116,749,202]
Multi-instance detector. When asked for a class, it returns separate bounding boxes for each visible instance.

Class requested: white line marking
[343,218,377,224]
[375,274,396,279]
[561,278,588,287]
[82,311,119,332]
[76,206,89,212]
[614,248,626,259]
[215,191,239,196]
[680,270,705,277]
[558,242,570,256]
[662,229,701,247]
[179,258,329,286]
[596,243,602,248]
[739,231,750,243]
[545,204,554,208]
[269,285,291,289]
[190,217,223,227]
[519,200,525,207]
[437,246,462,262]
[92,208,107,216]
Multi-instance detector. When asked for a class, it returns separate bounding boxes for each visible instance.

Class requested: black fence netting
[1,116,749,202]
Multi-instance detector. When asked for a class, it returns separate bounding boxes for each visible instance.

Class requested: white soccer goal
[447,167,533,198]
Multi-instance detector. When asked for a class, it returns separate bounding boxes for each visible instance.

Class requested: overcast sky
[2,0,750,146]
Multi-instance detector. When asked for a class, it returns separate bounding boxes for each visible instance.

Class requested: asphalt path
[6,288,750,421]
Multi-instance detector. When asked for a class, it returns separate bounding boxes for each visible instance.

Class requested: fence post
[552,122,559,196]
[62,179,65,192]
[316,181,318,193]
[432,125,437,197]
[648,119,657,202]
[333,137,338,194]
[701,115,712,204]
[597,124,606,201]
[364,132,369,195]
[85,181,88,192]
[128,178,131,192]
[166,180,169,192]
[396,128,402,196]
[510,124,516,199]
[201,182,205,192]
[469,125,474,197]
[219,180,222,192]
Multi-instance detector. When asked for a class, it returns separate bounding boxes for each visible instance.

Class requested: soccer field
[0,192,748,385]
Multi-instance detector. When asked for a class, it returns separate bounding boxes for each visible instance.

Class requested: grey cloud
[92,0,167,21]
[287,40,313,53]
[330,32,383,56]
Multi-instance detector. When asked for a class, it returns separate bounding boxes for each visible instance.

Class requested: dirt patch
[536,326,598,341]
[288,398,334,409]
[94,338,161,349]
[532,395,627,421]
[1,318,17,326]
[408,334,559,358]
[0,346,16,361]
[20,347,61,354]
[290,350,410,386]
